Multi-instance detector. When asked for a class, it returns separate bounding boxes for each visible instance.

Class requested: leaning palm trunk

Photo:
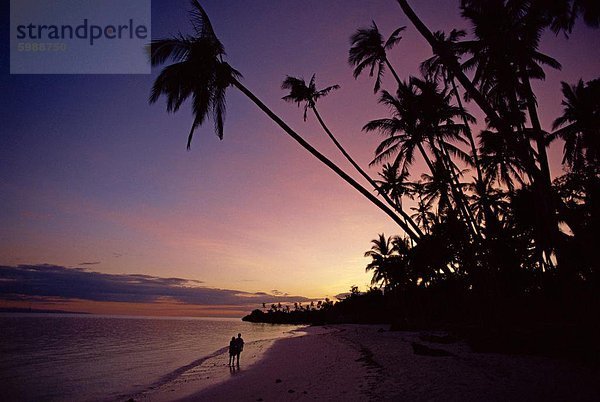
[448,78,503,237]
[384,58,402,89]
[230,77,421,242]
[450,78,483,182]
[416,140,476,237]
[432,137,482,239]
[312,107,423,238]
[396,0,560,256]
[437,139,482,239]
[521,73,552,185]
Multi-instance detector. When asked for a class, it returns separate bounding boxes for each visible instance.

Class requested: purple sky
[1,0,598,315]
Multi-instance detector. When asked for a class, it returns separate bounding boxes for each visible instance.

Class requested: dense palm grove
[150,1,598,331]
[357,1,599,328]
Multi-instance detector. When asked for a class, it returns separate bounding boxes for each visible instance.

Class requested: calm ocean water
[0,314,301,402]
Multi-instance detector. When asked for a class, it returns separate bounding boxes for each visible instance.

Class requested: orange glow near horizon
[2,0,598,316]
[0,299,251,319]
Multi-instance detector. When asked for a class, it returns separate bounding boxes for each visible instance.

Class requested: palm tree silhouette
[479,129,528,192]
[348,21,405,93]
[363,79,461,172]
[395,0,509,133]
[420,29,484,185]
[281,74,422,239]
[363,77,479,237]
[460,0,561,187]
[410,198,436,235]
[374,163,415,210]
[418,29,514,242]
[526,0,599,35]
[149,0,417,238]
[419,160,464,217]
[552,79,600,171]
[458,1,566,268]
[364,233,398,289]
[281,74,340,122]
[467,179,509,227]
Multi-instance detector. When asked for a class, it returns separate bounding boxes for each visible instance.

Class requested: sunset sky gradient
[1,0,598,316]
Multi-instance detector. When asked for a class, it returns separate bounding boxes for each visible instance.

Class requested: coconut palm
[149,0,417,238]
[364,233,397,288]
[419,160,468,216]
[410,198,437,234]
[148,3,238,148]
[459,0,565,262]
[364,77,479,237]
[420,29,468,90]
[374,163,415,209]
[348,21,405,92]
[420,30,484,183]
[395,0,509,133]
[530,0,600,35]
[281,74,423,238]
[281,74,340,122]
[363,78,467,172]
[459,0,561,186]
[464,175,508,220]
[552,78,600,171]
[479,129,528,191]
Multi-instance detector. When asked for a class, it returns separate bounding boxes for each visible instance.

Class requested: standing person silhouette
[234,333,244,366]
[228,336,237,366]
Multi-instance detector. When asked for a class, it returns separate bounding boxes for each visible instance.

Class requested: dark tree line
[149,1,599,332]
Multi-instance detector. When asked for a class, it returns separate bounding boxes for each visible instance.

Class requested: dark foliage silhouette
[152,1,599,355]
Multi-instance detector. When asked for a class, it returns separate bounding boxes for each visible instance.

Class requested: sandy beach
[133,324,599,401]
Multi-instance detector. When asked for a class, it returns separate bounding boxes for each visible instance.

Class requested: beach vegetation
[151,0,599,349]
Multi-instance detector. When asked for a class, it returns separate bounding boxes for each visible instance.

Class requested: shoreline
[133,324,599,401]
[131,326,313,401]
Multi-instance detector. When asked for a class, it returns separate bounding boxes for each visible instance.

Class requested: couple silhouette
[228,333,244,366]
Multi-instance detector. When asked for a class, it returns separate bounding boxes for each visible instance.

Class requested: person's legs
[236,352,240,366]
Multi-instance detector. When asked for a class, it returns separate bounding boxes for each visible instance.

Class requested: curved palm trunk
[230,77,420,242]
[312,107,423,238]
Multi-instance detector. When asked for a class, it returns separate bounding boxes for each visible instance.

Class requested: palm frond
[315,84,340,99]
[384,26,406,50]
[148,36,193,66]
[149,61,195,112]
[189,0,217,38]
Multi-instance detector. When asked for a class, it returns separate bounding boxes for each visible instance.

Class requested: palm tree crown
[460,0,561,125]
[420,29,467,86]
[148,0,241,149]
[552,78,600,170]
[281,74,340,121]
[349,21,405,92]
[364,233,398,287]
[149,0,425,241]
[363,77,469,171]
